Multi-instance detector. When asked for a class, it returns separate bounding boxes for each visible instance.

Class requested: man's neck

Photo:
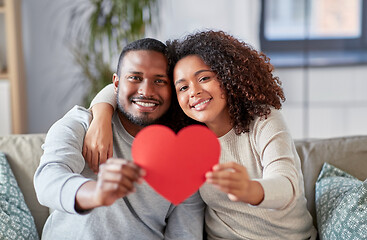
[117,112,144,137]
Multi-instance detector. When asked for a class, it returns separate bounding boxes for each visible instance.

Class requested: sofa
[0,133,367,238]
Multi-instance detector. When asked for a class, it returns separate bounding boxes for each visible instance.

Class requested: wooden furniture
[0,0,27,134]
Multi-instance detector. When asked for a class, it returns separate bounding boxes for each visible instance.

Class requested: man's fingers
[101,159,143,181]
[96,160,144,203]
[106,158,141,171]
[98,170,136,193]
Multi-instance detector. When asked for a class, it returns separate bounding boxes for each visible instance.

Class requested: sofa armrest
[295,135,367,229]
[0,134,49,237]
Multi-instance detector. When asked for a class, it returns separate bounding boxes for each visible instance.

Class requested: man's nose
[138,80,155,97]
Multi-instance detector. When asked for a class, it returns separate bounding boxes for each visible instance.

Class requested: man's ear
[113,73,119,94]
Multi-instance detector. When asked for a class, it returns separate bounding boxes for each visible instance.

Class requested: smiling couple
[34,30,316,239]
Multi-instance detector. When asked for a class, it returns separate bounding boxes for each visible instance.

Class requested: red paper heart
[132,124,220,205]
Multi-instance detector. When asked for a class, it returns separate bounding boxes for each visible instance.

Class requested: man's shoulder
[46,105,92,140]
[57,105,91,125]
[64,105,92,122]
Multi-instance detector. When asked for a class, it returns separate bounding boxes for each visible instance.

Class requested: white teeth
[135,102,156,107]
[194,99,210,109]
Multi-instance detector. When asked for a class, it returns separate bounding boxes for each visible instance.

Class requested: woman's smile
[190,98,213,110]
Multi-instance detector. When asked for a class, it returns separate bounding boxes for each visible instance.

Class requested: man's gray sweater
[34,106,205,239]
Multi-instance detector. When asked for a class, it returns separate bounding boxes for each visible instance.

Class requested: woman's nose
[190,83,202,97]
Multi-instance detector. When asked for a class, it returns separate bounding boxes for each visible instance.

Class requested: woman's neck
[206,120,233,137]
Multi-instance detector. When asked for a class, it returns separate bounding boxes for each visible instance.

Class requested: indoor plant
[69,0,158,106]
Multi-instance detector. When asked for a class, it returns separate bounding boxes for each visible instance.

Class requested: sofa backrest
[295,135,367,229]
[0,134,48,237]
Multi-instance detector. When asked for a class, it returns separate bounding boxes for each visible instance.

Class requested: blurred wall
[21,0,367,139]
[22,1,87,133]
[22,0,259,133]
[277,66,367,139]
[147,0,260,47]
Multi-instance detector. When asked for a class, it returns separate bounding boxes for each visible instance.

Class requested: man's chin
[125,113,158,127]
[133,119,155,127]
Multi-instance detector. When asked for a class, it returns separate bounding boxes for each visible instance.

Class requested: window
[260,0,367,67]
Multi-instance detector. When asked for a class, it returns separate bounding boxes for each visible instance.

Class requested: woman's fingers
[206,162,250,194]
[107,142,113,160]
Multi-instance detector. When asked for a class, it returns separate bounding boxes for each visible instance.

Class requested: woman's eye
[178,86,188,92]
[199,76,210,82]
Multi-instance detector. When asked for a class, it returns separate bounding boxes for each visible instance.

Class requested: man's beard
[116,85,158,127]
[116,100,157,127]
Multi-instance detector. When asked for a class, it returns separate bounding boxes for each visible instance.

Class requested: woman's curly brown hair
[166,30,285,134]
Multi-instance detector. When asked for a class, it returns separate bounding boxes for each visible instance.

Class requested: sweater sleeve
[252,109,300,209]
[34,106,94,214]
[89,83,117,110]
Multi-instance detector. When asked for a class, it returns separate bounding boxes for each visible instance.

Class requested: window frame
[260,0,367,66]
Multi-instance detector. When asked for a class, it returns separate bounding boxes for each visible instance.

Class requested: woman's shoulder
[252,107,285,126]
[250,108,289,137]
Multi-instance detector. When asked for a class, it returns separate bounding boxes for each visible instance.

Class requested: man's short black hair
[116,38,167,77]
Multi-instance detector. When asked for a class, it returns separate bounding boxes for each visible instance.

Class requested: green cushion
[315,162,367,239]
[0,152,39,240]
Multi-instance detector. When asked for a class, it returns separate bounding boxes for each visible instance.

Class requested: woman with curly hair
[85,30,316,239]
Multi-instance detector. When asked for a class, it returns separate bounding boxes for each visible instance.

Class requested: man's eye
[128,76,142,81]
[155,79,168,85]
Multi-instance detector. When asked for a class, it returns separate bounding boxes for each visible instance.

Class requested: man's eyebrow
[127,71,143,75]
[126,72,167,78]
[155,74,168,78]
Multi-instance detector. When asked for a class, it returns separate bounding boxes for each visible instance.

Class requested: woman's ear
[113,73,119,94]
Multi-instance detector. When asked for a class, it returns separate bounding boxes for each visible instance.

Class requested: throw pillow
[315,162,367,240]
[0,152,39,240]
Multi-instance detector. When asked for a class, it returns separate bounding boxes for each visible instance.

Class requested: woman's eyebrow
[174,78,186,86]
[194,69,212,76]
[175,69,212,86]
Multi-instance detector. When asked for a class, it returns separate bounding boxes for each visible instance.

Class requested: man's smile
[133,101,158,107]
[131,97,162,112]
